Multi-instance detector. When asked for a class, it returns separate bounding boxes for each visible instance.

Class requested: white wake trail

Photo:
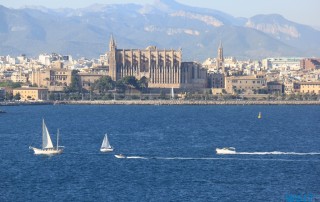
[235,151,320,155]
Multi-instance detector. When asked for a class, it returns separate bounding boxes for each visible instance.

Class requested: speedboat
[114,154,126,158]
[216,147,236,154]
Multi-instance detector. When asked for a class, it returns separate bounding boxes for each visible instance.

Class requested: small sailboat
[100,134,114,152]
[29,119,63,155]
[258,112,262,119]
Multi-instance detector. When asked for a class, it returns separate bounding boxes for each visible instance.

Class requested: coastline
[54,100,320,105]
[1,100,320,106]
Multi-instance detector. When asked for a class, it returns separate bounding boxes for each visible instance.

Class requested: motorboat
[216,147,236,154]
[114,154,126,158]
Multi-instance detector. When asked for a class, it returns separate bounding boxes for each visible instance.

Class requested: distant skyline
[1,0,319,28]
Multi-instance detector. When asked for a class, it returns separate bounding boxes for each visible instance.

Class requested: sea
[0,105,319,201]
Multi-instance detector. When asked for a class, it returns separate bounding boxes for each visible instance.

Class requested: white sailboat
[29,119,63,155]
[100,134,114,152]
[258,112,262,119]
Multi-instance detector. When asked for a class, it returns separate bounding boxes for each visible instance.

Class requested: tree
[138,76,148,91]
[65,70,81,93]
[159,90,166,99]
[13,92,21,100]
[93,76,115,94]
[0,81,21,89]
[5,92,13,100]
[122,76,139,89]
[115,80,126,93]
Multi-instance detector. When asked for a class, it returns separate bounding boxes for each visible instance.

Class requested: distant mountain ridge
[0,0,319,61]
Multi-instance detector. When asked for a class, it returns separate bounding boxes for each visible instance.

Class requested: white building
[39,54,51,66]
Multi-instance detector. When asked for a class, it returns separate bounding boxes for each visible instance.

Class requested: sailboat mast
[57,129,59,150]
[42,119,45,149]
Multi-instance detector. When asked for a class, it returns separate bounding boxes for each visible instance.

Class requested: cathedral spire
[218,40,224,62]
[109,34,116,51]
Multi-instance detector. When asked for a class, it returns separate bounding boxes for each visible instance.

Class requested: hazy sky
[1,0,319,27]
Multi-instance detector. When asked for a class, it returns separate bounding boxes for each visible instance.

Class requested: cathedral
[107,35,207,89]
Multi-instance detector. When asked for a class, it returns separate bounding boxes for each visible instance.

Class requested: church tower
[216,41,225,73]
[108,34,117,81]
[109,34,117,51]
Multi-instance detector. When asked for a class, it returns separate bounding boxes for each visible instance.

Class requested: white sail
[42,119,54,149]
[100,134,113,152]
[101,134,111,149]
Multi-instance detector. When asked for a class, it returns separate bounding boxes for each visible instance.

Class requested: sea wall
[55,100,320,105]
[1,100,320,106]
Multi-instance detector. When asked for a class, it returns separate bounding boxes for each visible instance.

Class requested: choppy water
[0,105,319,201]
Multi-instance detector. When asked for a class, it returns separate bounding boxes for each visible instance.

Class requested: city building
[262,57,301,70]
[31,67,72,91]
[267,81,284,94]
[284,81,300,95]
[208,73,225,89]
[300,82,320,94]
[13,87,48,101]
[300,58,320,71]
[225,74,267,94]
[10,71,28,83]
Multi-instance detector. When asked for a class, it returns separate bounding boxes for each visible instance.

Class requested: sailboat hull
[100,148,114,152]
[30,146,63,155]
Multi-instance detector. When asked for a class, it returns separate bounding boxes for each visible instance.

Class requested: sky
[0,0,319,28]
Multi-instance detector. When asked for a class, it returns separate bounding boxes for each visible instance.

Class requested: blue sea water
[0,105,320,201]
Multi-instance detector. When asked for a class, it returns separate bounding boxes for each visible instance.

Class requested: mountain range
[0,0,319,61]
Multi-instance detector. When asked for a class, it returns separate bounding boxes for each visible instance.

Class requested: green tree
[122,76,139,89]
[65,70,81,93]
[138,76,148,91]
[13,92,21,100]
[93,76,115,94]
[115,80,126,93]
[5,92,13,100]
[0,81,21,89]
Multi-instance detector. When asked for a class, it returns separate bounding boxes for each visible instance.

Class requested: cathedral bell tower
[108,34,117,81]
[216,41,225,73]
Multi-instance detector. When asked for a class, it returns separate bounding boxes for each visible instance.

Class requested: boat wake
[236,151,320,155]
[123,156,320,162]
[126,156,147,159]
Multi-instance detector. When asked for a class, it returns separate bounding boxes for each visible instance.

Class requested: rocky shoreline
[1,100,320,106]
